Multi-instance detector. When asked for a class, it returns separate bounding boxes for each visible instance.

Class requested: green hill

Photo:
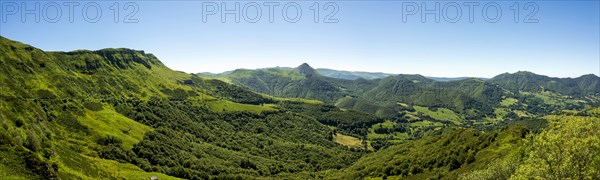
[200,67,509,120]
[489,71,600,97]
[0,36,367,179]
[199,63,351,103]
[200,65,599,124]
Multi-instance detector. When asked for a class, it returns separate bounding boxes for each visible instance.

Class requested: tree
[513,115,600,179]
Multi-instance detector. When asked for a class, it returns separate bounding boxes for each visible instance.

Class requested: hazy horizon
[197,62,596,79]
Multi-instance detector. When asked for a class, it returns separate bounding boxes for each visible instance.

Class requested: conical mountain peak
[293,63,320,78]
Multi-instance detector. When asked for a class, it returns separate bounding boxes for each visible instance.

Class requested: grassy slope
[0,37,267,179]
[205,100,276,113]
[0,146,44,179]
[0,36,362,179]
[83,156,179,180]
[500,97,518,107]
[333,133,364,149]
[413,106,462,125]
[78,104,153,149]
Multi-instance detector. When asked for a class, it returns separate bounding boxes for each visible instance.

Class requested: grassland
[333,133,364,149]
[205,100,277,113]
[413,106,462,125]
[271,97,324,104]
[79,104,153,149]
[500,97,518,107]
[84,156,179,180]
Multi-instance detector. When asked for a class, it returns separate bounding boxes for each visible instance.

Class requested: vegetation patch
[333,133,364,149]
[413,106,462,125]
[500,97,518,107]
[78,105,153,149]
[205,100,276,114]
[85,155,179,180]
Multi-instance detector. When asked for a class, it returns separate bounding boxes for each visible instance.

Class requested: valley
[1,36,599,179]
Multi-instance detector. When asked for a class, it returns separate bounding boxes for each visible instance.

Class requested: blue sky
[1,1,598,78]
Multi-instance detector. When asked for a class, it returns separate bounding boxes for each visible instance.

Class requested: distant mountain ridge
[201,64,596,84]
[316,68,392,80]
[201,66,491,81]
[489,71,600,96]
[198,63,599,119]
[426,76,489,81]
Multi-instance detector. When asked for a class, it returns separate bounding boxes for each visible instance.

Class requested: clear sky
[1,1,599,78]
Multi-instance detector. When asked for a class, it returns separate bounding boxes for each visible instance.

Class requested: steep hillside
[0,36,366,179]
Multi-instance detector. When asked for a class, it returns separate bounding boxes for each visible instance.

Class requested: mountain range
[1,36,599,179]
[204,65,490,81]
[198,63,599,118]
